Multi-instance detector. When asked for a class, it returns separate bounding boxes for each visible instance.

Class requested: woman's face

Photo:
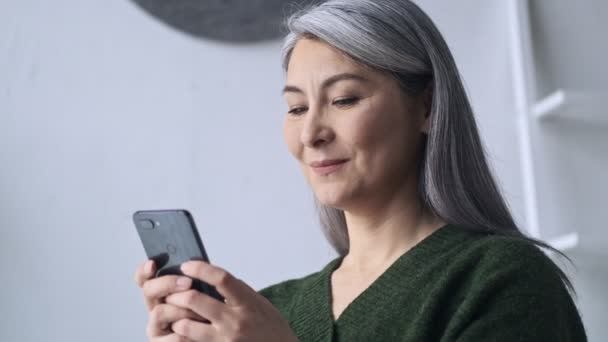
[282,38,429,211]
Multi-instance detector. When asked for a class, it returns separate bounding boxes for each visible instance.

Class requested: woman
[134,0,587,341]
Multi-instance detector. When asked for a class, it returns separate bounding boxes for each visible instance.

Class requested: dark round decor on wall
[130,0,326,43]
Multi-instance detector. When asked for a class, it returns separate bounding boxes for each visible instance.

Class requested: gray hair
[280,0,575,294]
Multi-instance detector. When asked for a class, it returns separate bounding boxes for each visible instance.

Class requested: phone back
[133,209,209,275]
[133,209,224,301]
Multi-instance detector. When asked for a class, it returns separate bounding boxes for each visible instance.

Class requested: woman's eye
[287,97,358,115]
[288,107,307,116]
[333,97,360,107]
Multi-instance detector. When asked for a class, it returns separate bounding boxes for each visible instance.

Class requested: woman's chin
[314,192,348,209]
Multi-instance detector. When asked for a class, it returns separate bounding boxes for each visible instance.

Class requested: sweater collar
[289,223,469,340]
[287,256,342,341]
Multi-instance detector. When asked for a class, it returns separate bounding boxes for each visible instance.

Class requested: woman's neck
[341,187,445,275]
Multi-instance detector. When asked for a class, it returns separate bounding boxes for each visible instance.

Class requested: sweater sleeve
[452,291,587,342]
[445,237,588,342]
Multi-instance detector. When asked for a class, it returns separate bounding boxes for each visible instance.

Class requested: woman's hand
[134,260,208,340]
[161,260,299,342]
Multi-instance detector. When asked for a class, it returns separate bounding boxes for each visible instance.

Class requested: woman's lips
[310,159,349,176]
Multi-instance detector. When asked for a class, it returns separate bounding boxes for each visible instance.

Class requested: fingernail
[176,277,192,290]
[181,261,194,270]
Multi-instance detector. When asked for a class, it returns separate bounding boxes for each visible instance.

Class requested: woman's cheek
[348,108,387,150]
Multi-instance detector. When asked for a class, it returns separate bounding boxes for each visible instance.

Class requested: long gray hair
[280,0,575,294]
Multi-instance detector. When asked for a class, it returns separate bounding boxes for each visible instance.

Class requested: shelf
[546,232,579,252]
[532,89,608,124]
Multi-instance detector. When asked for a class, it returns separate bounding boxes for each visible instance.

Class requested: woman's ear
[420,82,433,134]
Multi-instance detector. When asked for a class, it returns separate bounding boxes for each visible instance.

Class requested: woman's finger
[180,261,255,307]
[165,289,227,323]
[134,260,156,288]
[142,275,193,310]
[151,333,196,342]
[171,318,217,342]
[147,304,206,338]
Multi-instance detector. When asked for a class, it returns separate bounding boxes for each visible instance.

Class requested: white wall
[0,0,604,341]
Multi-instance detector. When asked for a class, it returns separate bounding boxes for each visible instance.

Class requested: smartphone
[133,209,224,302]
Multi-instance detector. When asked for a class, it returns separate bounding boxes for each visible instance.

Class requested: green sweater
[258,224,587,341]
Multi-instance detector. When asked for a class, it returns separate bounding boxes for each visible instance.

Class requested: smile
[310,159,349,176]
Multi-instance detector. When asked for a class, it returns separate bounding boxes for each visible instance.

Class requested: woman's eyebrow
[281,72,369,95]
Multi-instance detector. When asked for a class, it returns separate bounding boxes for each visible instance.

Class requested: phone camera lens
[139,219,156,230]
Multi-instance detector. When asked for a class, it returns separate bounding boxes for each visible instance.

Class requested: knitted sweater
[258,224,587,341]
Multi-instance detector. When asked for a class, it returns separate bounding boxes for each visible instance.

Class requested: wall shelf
[533,89,608,124]
[509,0,606,270]
[547,232,579,252]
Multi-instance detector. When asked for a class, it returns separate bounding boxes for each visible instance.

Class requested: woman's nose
[300,108,335,148]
